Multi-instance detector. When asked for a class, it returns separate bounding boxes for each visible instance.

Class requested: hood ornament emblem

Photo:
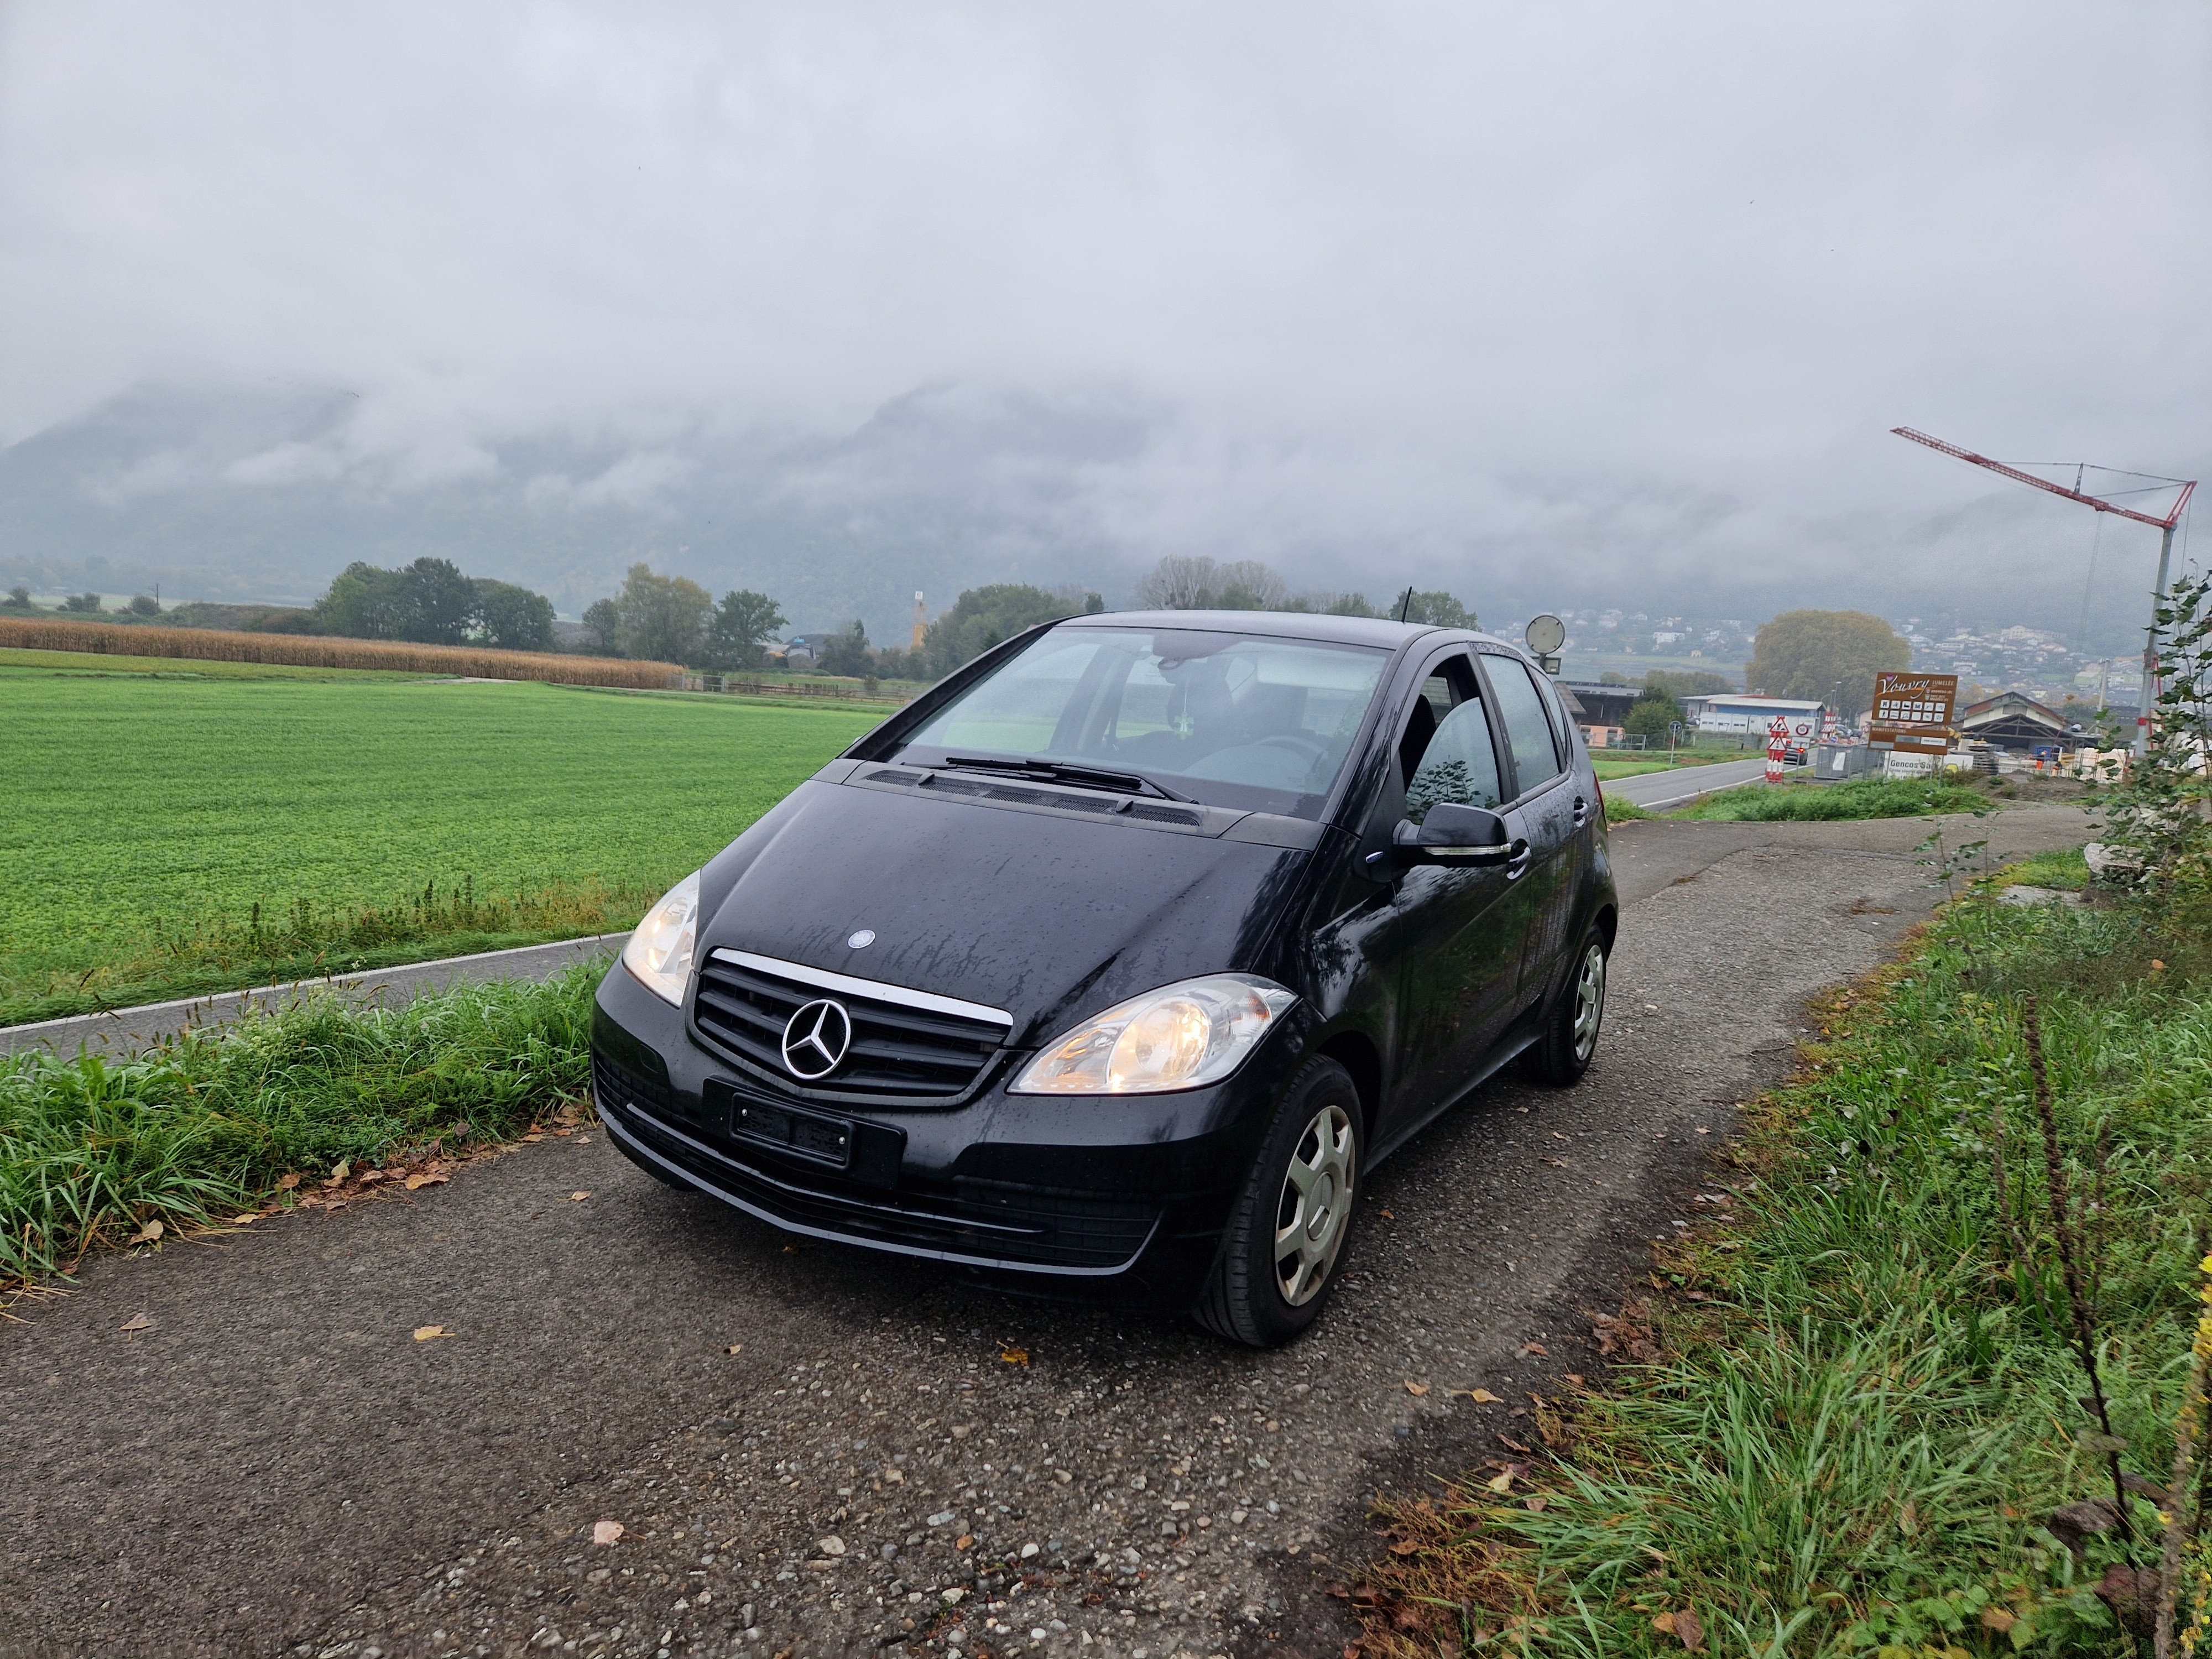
[781,998,853,1081]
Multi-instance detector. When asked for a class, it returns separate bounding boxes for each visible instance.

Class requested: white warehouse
[1685,693,1828,736]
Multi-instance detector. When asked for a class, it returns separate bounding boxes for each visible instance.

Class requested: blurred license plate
[727,1099,853,1167]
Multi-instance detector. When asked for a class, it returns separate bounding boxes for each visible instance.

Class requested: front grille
[592,1051,674,1118]
[604,1098,1158,1273]
[691,954,1006,1099]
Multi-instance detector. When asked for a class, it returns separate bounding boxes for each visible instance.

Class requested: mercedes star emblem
[780,998,853,1081]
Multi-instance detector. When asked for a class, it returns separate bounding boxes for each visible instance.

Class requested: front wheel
[1193,1057,1361,1347]
[1524,926,1608,1086]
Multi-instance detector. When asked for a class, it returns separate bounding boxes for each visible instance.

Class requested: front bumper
[590,960,1301,1307]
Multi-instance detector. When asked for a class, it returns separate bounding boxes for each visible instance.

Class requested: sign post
[1766,715,1788,783]
[1867,671,1960,766]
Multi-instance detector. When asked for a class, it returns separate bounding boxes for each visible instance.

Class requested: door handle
[1504,838,1533,879]
[1571,795,1589,827]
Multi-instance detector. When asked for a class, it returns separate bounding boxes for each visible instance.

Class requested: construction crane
[1892,426,2197,758]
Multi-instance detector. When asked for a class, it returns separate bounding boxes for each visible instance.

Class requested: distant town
[1539,607,2140,717]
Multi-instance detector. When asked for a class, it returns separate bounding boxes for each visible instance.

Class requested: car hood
[694,775,1315,1046]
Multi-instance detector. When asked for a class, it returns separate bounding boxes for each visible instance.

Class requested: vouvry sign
[1869,671,1958,755]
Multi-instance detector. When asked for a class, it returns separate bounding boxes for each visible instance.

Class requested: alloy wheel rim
[1572,942,1606,1063]
[1273,1104,1355,1307]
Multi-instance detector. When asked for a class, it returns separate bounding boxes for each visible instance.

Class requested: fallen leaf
[592,1520,625,1547]
[956,1534,974,1551]
[2153,959,2168,972]
[521,1133,544,1142]
[725,1344,744,1356]
[405,1173,450,1191]
[1452,1387,1503,1404]
[782,1244,801,1254]
[569,1191,591,1202]
[1542,1156,1568,1167]
[229,1213,258,1225]
[127,1219,164,1246]
[1387,1538,1419,1556]
[1524,1495,1549,1512]
[276,1173,300,1191]
[413,1324,455,1342]
[1654,1609,1704,1651]
[119,1313,153,1334]
[1404,1380,1429,1396]
[1980,1607,2017,1634]
[1485,1470,1515,1493]
[360,1170,388,1184]
[331,1160,352,1182]
[1500,1434,1532,1453]
[1566,1374,1587,1387]
[1379,1209,1394,1220]
[999,1345,1030,1366]
[1520,1342,1548,1357]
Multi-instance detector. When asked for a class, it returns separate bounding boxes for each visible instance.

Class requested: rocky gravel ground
[0,805,2095,1659]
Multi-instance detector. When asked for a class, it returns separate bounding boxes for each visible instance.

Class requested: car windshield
[896,625,1390,818]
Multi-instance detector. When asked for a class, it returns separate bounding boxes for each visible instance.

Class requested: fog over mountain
[1,5,2205,648]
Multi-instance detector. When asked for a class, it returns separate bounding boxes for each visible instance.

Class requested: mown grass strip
[1671,776,1991,821]
[0,966,598,1291]
[1354,879,2212,1659]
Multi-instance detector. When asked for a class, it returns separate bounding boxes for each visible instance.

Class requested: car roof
[1059,608,1523,656]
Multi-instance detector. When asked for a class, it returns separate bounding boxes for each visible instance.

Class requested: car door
[1359,648,1525,1140]
[1475,649,1587,1007]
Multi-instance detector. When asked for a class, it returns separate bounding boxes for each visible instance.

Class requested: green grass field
[1,668,881,1022]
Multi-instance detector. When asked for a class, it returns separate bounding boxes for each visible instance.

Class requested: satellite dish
[1524,613,1566,656]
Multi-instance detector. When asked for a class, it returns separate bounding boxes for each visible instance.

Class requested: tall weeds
[0,966,598,1289]
[1356,893,2212,1659]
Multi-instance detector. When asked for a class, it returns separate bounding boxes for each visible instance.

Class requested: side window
[1406,700,1503,821]
[1485,655,1564,795]
[1396,668,1457,787]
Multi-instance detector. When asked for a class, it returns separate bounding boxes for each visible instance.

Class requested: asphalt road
[0,803,2096,1659]
[1604,754,1772,810]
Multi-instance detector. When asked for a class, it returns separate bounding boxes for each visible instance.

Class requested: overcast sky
[2,2,2206,628]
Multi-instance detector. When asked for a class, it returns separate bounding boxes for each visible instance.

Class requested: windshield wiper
[939,755,1196,804]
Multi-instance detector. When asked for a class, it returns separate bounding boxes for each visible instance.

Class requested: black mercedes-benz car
[592,610,1616,1345]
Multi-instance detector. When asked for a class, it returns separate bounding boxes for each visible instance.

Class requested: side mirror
[1391,802,1512,864]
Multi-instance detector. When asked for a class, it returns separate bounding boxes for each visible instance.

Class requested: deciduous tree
[703,589,787,673]
[923,584,1095,677]
[614,563,713,665]
[469,579,556,652]
[581,598,623,656]
[1746,610,1910,717]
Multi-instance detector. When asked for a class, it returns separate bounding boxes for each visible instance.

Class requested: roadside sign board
[1869,671,1959,753]
[1766,714,1788,783]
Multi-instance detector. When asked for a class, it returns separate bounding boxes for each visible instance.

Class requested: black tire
[1193,1056,1362,1348]
[1524,924,1608,1086]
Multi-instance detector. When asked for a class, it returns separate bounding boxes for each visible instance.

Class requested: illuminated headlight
[622,872,701,1006]
[1009,974,1298,1095]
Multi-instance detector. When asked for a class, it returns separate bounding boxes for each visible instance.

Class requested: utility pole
[1891,428,2195,759]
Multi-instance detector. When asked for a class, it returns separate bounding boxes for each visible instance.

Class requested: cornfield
[0,615,680,688]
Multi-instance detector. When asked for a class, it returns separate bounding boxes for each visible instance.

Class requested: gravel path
[0,805,2094,1659]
